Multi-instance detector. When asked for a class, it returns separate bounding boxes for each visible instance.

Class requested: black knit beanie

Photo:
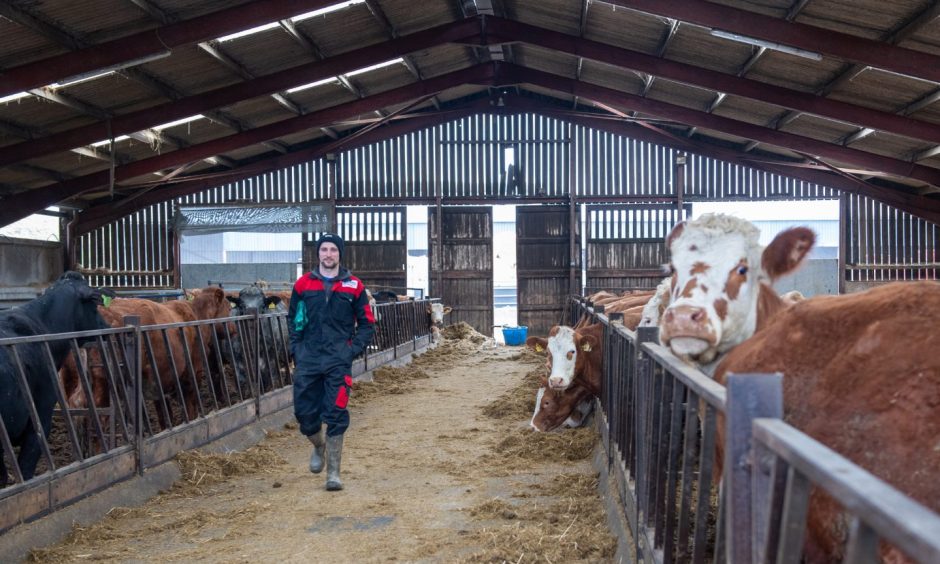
[316,233,345,260]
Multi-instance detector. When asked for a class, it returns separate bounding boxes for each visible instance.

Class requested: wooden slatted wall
[842,193,940,292]
[76,113,860,290]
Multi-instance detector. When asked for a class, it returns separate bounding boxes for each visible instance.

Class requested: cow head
[525,325,598,391]
[659,214,815,363]
[530,384,593,432]
[226,285,282,314]
[639,277,672,328]
[427,302,452,325]
[45,272,114,336]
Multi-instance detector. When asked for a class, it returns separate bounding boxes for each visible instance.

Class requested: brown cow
[525,323,603,395]
[530,381,594,432]
[61,288,235,432]
[714,281,940,563]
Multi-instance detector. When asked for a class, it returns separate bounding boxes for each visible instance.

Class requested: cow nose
[548,377,564,388]
[665,305,706,325]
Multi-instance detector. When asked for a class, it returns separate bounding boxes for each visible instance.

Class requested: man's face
[319,242,340,269]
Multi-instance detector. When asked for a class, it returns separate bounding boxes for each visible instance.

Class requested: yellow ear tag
[268,303,276,310]
[535,344,543,352]
[581,343,592,352]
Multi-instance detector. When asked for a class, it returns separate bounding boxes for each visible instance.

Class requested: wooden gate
[302,207,407,293]
[516,204,579,336]
[585,203,690,292]
[337,206,407,293]
[429,206,492,334]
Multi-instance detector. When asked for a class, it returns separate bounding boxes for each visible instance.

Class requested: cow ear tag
[268,303,276,310]
[102,295,112,308]
[581,343,592,352]
[535,344,543,352]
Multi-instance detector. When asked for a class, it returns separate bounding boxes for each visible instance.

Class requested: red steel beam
[0,0,353,98]
[491,63,940,187]
[0,17,484,167]
[0,64,494,227]
[606,0,940,85]
[75,102,496,233]
[486,17,940,146]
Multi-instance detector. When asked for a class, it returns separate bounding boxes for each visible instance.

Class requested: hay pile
[28,503,266,563]
[171,442,288,495]
[441,321,487,343]
[26,441,285,562]
[481,367,545,421]
[492,426,598,466]
[354,365,431,402]
[464,472,616,563]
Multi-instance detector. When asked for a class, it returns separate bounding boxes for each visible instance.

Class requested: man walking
[288,233,375,491]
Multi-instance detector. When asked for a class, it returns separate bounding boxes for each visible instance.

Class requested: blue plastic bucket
[502,326,528,346]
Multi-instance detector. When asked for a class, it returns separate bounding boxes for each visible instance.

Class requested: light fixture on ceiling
[709,29,823,61]
[51,50,172,88]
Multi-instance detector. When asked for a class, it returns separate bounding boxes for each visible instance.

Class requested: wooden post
[569,123,580,297]
[725,373,783,564]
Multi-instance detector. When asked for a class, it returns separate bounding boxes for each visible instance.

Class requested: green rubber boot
[307,428,325,474]
[325,434,344,491]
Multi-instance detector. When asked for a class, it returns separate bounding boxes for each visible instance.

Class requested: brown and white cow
[713,281,940,562]
[529,381,594,432]
[639,277,672,328]
[524,323,603,395]
[427,302,452,343]
[659,213,815,365]
[525,323,603,433]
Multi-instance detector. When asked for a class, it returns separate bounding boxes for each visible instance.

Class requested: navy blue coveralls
[288,267,375,438]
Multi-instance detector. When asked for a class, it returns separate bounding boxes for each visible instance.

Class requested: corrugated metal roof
[1,0,939,226]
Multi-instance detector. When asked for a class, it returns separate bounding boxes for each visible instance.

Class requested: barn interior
[2,1,940,560]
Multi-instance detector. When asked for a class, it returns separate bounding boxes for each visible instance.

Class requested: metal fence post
[122,315,142,476]
[634,325,658,561]
[725,373,783,564]
[248,307,261,417]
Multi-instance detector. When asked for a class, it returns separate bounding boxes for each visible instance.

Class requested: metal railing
[0,298,435,532]
[570,297,940,563]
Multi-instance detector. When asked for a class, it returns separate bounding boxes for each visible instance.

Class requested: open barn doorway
[492,205,518,342]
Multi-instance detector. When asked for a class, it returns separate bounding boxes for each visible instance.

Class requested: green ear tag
[102,295,112,307]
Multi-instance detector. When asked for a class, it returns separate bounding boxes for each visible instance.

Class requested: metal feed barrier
[570,298,940,564]
[0,298,435,532]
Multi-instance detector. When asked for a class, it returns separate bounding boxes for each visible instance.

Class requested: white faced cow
[525,324,603,393]
[638,276,673,328]
[427,302,452,343]
[659,213,814,365]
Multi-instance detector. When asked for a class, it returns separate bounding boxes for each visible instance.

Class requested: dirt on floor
[27,322,619,563]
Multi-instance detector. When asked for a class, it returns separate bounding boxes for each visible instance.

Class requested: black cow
[0,271,112,486]
[371,290,399,303]
[226,286,288,392]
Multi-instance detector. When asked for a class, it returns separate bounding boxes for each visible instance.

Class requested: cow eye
[737,265,748,275]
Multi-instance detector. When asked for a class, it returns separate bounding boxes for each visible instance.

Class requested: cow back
[714,281,940,561]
